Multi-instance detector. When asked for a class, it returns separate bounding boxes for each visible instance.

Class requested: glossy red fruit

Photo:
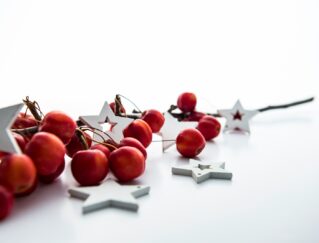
[109,146,145,182]
[0,186,14,220]
[176,128,206,158]
[183,111,205,122]
[177,92,197,113]
[197,115,221,141]
[123,119,152,148]
[66,132,92,158]
[119,137,147,159]
[71,150,109,186]
[0,154,37,196]
[13,133,27,152]
[90,144,111,159]
[12,112,37,129]
[109,102,126,114]
[39,111,77,144]
[25,132,65,183]
[141,109,165,133]
[0,151,10,160]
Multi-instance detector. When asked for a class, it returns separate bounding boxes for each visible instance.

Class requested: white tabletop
[0,1,318,242]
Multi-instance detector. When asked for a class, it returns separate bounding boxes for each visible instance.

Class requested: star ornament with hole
[217,100,259,133]
[79,102,133,144]
[172,159,233,184]
[159,112,197,152]
[68,180,150,214]
[0,103,24,154]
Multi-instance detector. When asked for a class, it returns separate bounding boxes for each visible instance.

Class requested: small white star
[158,112,197,152]
[68,180,150,214]
[0,103,24,154]
[218,100,258,133]
[172,159,233,183]
[79,102,133,144]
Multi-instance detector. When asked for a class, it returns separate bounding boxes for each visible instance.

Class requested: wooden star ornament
[0,103,24,154]
[217,100,258,133]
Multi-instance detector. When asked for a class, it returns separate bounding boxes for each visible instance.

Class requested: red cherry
[39,111,77,144]
[177,92,197,113]
[176,128,206,158]
[12,112,37,129]
[0,154,37,196]
[123,119,152,148]
[197,115,221,141]
[0,186,14,220]
[119,137,147,159]
[66,132,92,158]
[109,102,126,114]
[183,111,205,122]
[71,150,109,186]
[25,132,65,183]
[0,151,9,160]
[90,144,111,159]
[141,109,165,133]
[109,146,145,182]
[13,133,27,152]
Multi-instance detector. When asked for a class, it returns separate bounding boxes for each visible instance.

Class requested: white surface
[1,0,319,242]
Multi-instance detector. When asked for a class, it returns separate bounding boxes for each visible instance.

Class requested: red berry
[90,144,111,159]
[109,146,145,182]
[119,137,147,159]
[39,111,77,144]
[177,92,197,112]
[71,150,109,186]
[197,115,221,141]
[176,128,206,158]
[141,109,165,133]
[13,133,27,152]
[0,154,37,196]
[66,132,92,158]
[25,132,65,183]
[123,119,152,148]
[0,186,14,220]
[12,112,37,129]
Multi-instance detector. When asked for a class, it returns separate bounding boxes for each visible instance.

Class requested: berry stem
[75,128,89,150]
[12,126,38,136]
[22,96,43,122]
[257,97,315,112]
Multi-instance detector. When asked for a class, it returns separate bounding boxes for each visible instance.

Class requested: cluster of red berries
[174,92,221,158]
[0,92,220,220]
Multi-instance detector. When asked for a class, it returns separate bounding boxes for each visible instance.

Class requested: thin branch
[257,97,315,113]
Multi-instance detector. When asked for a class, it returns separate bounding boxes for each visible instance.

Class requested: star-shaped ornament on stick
[68,180,150,214]
[0,103,24,154]
[218,100,258,133]
[79,102,133,144]
[159,112,197,152]
[172,159,233,184]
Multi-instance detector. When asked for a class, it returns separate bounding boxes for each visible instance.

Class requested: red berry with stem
[12,112,37,129]
[141,109,165,133]
[123,119,152,148]
[197,115,221,141]
[0,186,14,220]
[119,137,147,159]
[183,111,205,122]
[177,92,197,113]
[39,111,77,144]
[0,154,37,196]
[71,150,109,186]
[66,131,92,158]
[109,146,145,182]
[176,128,206,158]
[90,144,111,159]
[109,102,126,114]
[25,132,66,183]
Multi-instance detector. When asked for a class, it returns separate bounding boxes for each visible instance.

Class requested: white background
[0,1,319,242]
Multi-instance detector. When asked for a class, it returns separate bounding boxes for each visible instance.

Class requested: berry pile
[0,93,221,220]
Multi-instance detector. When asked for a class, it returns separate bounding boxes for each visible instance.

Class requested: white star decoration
[172,159,233,183]
[0,103,24,154]
[79,102,133,144]
[159,112,197,152]
[218,100,258,133]
[68,180,150,214]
